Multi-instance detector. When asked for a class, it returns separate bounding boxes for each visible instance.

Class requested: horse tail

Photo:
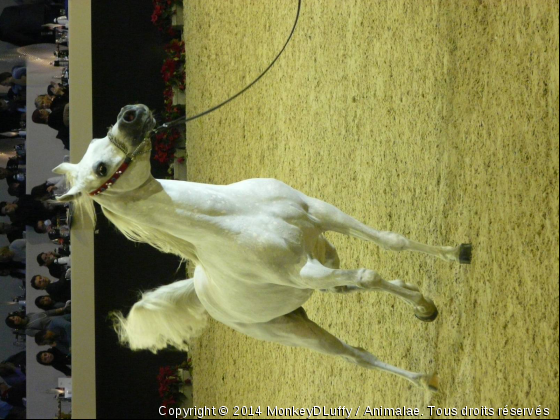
[111,278,208,353]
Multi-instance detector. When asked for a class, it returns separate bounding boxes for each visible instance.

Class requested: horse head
[53,104,156,203]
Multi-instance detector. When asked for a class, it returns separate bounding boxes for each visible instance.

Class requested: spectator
[1,352,25,374]
[36,348,70,376]
[0,168,25,185]
[0,364,25,387]
[31,104,70,149]
[36,250,70,278]
[0,67,26,96]
[0,167,26,198]
[30,176,65,201]
[35,221,70,246]
[35,295,65,310]
[0,223,24,243]
[30,273,71,302]
[0,239,26,264]
[4,307,70,337]
[1,195,60,228]
[34,316,71,355]
[35,84,68,111]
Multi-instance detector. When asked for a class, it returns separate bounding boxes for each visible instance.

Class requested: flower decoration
[152,0,184,33]
[151,0,187,176]
[157,359,192,417]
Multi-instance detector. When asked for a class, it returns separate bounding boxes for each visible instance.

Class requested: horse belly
[194,268,313,324]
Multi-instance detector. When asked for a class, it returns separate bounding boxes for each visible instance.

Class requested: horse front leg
[233,308,438,391]
[300,259,438,322]
[305,197,471,264]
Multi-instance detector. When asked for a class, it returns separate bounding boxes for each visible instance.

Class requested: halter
[89,128,152,196]
[88,0,302,196]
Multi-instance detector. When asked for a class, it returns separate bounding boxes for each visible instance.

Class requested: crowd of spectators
[1,2,70,417]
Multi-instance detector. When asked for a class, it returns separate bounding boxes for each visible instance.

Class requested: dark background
[92,1,187,417]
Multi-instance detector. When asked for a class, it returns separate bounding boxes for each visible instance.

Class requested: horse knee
[380,232,409,251]
[357,269,382,289]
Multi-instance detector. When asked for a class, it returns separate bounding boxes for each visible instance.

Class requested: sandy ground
[182,0,559,418]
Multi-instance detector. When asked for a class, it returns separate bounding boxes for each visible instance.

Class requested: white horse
[55,104,471,391]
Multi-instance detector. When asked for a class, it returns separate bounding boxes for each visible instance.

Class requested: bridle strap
[89,130,151,196]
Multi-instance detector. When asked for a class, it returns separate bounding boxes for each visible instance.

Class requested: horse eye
[95,162,108,177]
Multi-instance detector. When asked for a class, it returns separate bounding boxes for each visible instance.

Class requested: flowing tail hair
[111,278,208,353]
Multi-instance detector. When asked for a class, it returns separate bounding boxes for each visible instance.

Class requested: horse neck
[94,176,224,244]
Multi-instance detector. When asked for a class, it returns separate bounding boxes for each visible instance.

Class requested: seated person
[0,239,26,264]
[34,316,71,355]
[30,176,65,202]
[36,348,71,376]
[1,195,60,228]
[0,167,26,198]
[0,222,24,243]
[1,352,25,374]
[31,105,69,149]
[0,167,25,186]
[35,85,68,111]
[36,251,70,278]
[35,295,66,311]
[30,273,71,302]
[5,306,70,337]
[0,67,26,96]
[0,363,25,387]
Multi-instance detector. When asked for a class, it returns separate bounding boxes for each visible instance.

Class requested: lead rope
[152,0,302,133]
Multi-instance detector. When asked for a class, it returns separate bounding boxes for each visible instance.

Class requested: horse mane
[101,207,199,264]
[65,173,199,264]
[111,278,208,352]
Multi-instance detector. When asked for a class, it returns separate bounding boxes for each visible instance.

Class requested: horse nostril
[123,110,136,122]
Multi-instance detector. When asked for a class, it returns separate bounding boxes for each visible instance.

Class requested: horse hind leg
[305,196,472,264]
[233,307,438,391]
[301,259,438,321]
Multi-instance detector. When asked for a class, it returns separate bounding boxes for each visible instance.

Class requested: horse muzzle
[117,104,156,145]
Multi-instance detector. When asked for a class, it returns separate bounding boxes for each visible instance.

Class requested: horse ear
[52,162,77,175]
[56,185,82,202]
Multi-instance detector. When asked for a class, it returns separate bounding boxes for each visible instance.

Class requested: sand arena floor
[182,1,559,417]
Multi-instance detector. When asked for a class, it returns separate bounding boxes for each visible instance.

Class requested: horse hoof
[425,373,439,392]
[415,307,438,322]
[459,243,472,264]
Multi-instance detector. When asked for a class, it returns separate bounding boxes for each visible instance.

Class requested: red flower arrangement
[157,366,185,416]
[152,0,187,174]
[153,128,181,164]
[157,359,193,416]
[161,39,186,88]
[152,0,183,34]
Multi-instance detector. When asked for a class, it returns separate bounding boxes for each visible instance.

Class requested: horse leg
[301,259,438,321]
[306,196,471,263]
[233,307,438,391]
